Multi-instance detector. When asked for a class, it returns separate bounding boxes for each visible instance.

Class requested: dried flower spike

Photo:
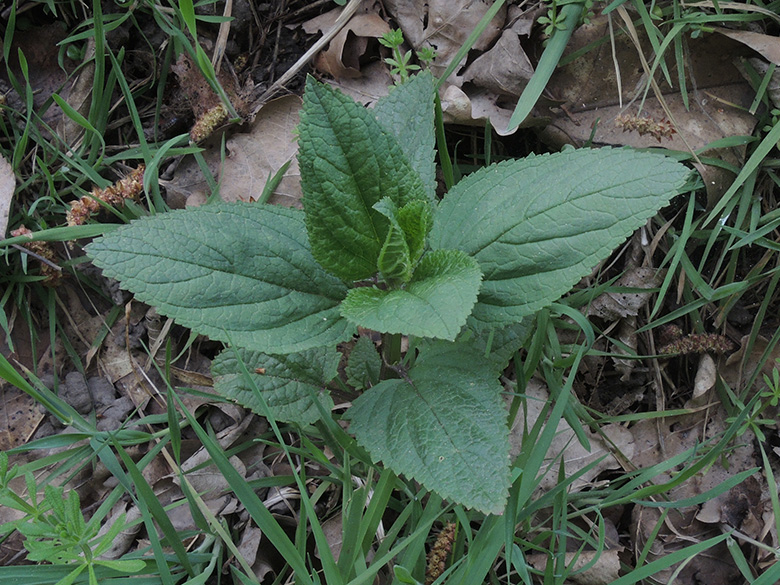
[67,164,145,227]
[425,522,456,585]
[189,103,229,142]
[659,332,734,355]
[10,226,63,286]
[615,114,677,142]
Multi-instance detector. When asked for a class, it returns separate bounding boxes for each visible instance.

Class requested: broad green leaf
[298,76,427,282]
[374,71,437,200]
[212,347,338,425]
[443,318,533,374]
[340,249,482,340]
[345,335,382,390]
[430,148,690,327]
[346,341,510,514]
[87,203,354,354]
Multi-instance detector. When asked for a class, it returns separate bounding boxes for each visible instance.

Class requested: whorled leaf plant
[87,72,691,514]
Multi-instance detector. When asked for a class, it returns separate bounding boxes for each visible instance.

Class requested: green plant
[0,453,145,585]
[726,359,780,442]
[379,29,434,82]
[86,71,690,514]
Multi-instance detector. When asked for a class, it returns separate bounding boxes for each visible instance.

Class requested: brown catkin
[66,164,145,227]
[10,226,63,286]
[425,522,456,584]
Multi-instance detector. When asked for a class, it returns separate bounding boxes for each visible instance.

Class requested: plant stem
[382,332,402,369]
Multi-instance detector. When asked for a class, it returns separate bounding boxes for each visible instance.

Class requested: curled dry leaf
[220,95,303,207]
[713,26,780,65]
[692,353,717,400]
[303,7,390,79]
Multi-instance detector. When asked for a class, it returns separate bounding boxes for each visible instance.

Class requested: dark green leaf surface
[340,249,482,340]
[212,347,338,425]
[298,77,427,282]
[430,148,690,327]
[373,72,437,200]
[347,341,510,514]
[345,335,382,390]
[87,203,354,353]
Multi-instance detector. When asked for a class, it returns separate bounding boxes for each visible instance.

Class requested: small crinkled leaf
[345,335,382,390]
[87,203,354,353]
[373,71,436,200]
[340,249,482,340]
[346,341,510,514]
[397,199,433,265]
[212,347,338,425]
[430,148,691,327]
[377,223,412,284]
[299,76,427,281]
[374,198,413,284]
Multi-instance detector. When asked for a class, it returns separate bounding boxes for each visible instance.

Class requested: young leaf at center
[340,249,482,340]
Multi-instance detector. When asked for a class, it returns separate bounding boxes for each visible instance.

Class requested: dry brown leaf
[3,23,72,131]
[628,405,760,585]
[0,155,15,238]
[692,353,717,400]
[462,27,534,96]
[326,61,394,106]
[588,267,661,321]
[57,38,95,146]
[713,27,780,65]
[159,153,222,208]
[540,18,757,150]
[0,382,43,450]
[697,475,764,533]
[384,0,506,82]
[237,524,275,582]
[528,550,621,585]
[510,379,634,492]
[220,95,303,207]
[96,502,143,560]
[721,335,780,392]
[538,15,757,206]
[736,57,780,110]
[303,9,390,79]
[319,512,344,561]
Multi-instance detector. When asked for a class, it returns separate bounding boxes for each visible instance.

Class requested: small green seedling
[0,453,145,585]
[87,72,690,513]
[379,28,434,82]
